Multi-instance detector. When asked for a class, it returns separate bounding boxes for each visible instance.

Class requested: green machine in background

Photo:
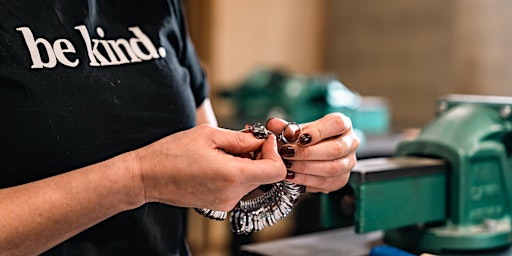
[219,68,390,141]
[322,94,512,253]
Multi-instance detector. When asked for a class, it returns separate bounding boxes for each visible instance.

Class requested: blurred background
[182,0,512,255]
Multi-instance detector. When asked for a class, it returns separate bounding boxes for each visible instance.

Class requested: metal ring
[197,121,306,234]
[280,122,302,144]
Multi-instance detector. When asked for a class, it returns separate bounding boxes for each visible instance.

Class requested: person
[0,0,359,255]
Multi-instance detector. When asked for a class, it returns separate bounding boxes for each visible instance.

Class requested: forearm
[196,98,218,126]
[0,151,143,255]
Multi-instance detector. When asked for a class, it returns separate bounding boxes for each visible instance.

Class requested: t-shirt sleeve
[176,1,209,108]
[183,35,209,108]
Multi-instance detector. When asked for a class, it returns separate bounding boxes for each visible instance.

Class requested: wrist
[113,151,147,209]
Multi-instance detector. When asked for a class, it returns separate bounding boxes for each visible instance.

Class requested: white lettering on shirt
[16,25,167,69]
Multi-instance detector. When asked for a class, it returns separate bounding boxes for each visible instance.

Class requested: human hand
[131,124,287,211]
[266,113,359,193]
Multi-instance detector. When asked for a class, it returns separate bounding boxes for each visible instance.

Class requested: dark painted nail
[279,146,295,157]
[286,170,296,179]
[299,134,312,145]
[265,117,276,127]
[282,158,293,168]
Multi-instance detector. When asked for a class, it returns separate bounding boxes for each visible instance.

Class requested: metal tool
[196,122,306,234]
[322,94,512,253]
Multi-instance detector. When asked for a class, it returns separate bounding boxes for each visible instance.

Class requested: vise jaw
[323,94,512,253]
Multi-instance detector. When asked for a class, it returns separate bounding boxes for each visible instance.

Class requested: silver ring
[196,121,306,234]
[280,122,302,144]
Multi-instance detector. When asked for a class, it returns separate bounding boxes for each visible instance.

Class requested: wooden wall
[451,0,512,96]
[325,0,455,128]
[326,0,512,128]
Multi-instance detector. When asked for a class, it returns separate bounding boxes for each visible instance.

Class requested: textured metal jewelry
[194,123,270,221]
[279,122,302,144]
[229,180,305,234]
[194,207,227,220]
[195,121,306,234]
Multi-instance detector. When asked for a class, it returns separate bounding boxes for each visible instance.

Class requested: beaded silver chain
[195,122,306,234]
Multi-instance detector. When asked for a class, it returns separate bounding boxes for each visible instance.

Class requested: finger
[288,170,351,193]
[264,118,302,145]
[233,135,287,185]
[210,127,265,154]
[266,113,353,146]
[265,117,289,135]
[284,155,357,177]
[301,113,353,146]
[279,131,359,160]
[260,135,284,164]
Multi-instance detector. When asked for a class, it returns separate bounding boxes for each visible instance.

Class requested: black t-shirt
[0,0,208,255]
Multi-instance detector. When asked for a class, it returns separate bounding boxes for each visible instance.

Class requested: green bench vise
[322,94,512,253]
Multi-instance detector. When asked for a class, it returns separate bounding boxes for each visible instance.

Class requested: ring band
[280,122,302,144]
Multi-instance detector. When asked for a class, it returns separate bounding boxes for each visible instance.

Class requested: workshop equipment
[322,94,512,253]
[219,68,390,135]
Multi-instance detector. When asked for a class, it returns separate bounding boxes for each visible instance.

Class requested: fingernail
[279,146,295,157]
[282,158,293,168]
[299,134,312,145]
[286,170,296,179]
[265,117,276,127]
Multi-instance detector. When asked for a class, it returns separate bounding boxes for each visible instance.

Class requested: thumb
[260,135,285,165]
[212,128,265,154]
[242,135,287,184]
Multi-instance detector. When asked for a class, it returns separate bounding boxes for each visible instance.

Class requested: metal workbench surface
[241,227,512,256]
